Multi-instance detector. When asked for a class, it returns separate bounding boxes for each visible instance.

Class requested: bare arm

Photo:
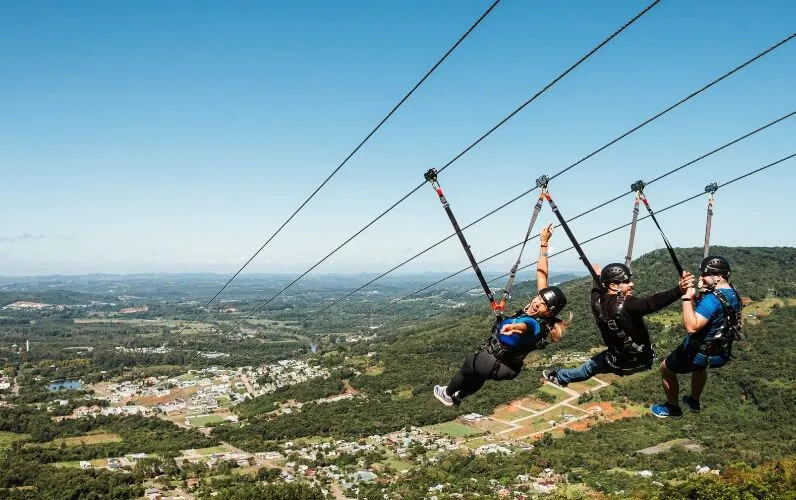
[681,288,709,334]
[536,223,553,291]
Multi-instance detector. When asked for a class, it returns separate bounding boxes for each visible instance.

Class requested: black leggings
[445,349,522,400]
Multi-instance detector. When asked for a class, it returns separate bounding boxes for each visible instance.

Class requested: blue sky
[1,0,794,277]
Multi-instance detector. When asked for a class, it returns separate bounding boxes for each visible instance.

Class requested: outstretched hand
[540,223,554,245]
[592,263,602,276]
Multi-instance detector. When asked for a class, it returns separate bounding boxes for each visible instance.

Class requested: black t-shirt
[590,282,682,355]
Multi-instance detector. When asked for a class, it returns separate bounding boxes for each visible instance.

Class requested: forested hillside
[216,247,796,497]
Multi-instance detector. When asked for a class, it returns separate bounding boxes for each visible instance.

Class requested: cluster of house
[79,453,149,471]
[70,404,149,418]
[115,346,171,354]
[252,359,328,394]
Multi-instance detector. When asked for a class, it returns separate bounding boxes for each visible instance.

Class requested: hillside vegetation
[216,247,796,497]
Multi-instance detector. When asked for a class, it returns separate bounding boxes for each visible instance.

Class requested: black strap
[703,183,718,258]
[425,169,500,315]
[499,185,546,309]
[638,192,684,276]
[544,191,601,285]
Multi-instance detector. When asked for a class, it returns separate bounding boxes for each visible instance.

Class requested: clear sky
[1,0,795,277]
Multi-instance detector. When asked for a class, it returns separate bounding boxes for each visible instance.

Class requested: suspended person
[433,223,570,406]
[542,263,693,386]
[652,256,741,418]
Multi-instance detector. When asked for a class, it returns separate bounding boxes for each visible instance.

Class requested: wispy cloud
[0,233,46,243]
[0,233,76,243]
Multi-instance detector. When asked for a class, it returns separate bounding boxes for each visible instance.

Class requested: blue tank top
[496,315,545,351]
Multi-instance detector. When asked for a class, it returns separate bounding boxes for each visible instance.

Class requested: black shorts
[664,344,729,374]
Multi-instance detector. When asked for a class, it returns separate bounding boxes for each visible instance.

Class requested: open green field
[194,446,228,455]
[188,415,224,426]
[51,432,122,447]
[73,318,215,333]
[382,458,414,472]
[535,384,568,402]
[0,432,29,451]
[52,461,82,468]
[426,422,484,438]
[461,437,491,449]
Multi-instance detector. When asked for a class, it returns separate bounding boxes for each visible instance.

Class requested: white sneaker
[433,385,455,407]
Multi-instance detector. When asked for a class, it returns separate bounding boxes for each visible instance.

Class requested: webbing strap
[425,169,500,315]
[703,183,718,258]
[625,193,641,268]
[638,193,684,276]
[544,191,601,285]
[498,189,546,309]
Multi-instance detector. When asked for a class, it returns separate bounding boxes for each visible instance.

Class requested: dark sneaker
[682,395,701,413]
[651,403,683,419]
[433,385,455,407]
[542,369,563,386]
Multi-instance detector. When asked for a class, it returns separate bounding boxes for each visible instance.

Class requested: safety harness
[424,169,550,365]
[481,312,550,365]
[693,285,743,359]
[593,293,653,374]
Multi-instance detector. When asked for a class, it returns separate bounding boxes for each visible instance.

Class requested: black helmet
[539,286,567,316]
[699,255,730,276]
[600,263,632,286]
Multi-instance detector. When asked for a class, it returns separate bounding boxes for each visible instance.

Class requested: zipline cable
[547,32,796,183]
[290,44,796,318]
[129,0,661,381]
[221,113,795,366]
[155,0,504,349]
[185,2,661,344]
[305,109,794,317]
[382,152,796,315]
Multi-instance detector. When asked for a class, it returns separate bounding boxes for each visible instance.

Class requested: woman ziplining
[423,170,569,407]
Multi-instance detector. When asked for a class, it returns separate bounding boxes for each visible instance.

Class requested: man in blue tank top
[652,255,742,418]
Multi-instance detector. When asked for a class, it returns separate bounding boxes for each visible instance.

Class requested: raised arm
[536,223,554,291]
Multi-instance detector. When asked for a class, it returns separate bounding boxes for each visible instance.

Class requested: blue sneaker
[682,395,701,413]
[651,403,683,419]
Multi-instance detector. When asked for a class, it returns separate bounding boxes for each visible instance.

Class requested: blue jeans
[556,351,612,385]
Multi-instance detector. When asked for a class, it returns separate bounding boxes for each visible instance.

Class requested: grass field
[492,404,535,421]
[194,446,229,455]
[52,461,82,468]
[426,422,484,438]
[51,432,122,447]
[0,431,29,451]
[382,458,414,472]
[535,384,568,402]
[188,415,224,427]
[462,437,491,449]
